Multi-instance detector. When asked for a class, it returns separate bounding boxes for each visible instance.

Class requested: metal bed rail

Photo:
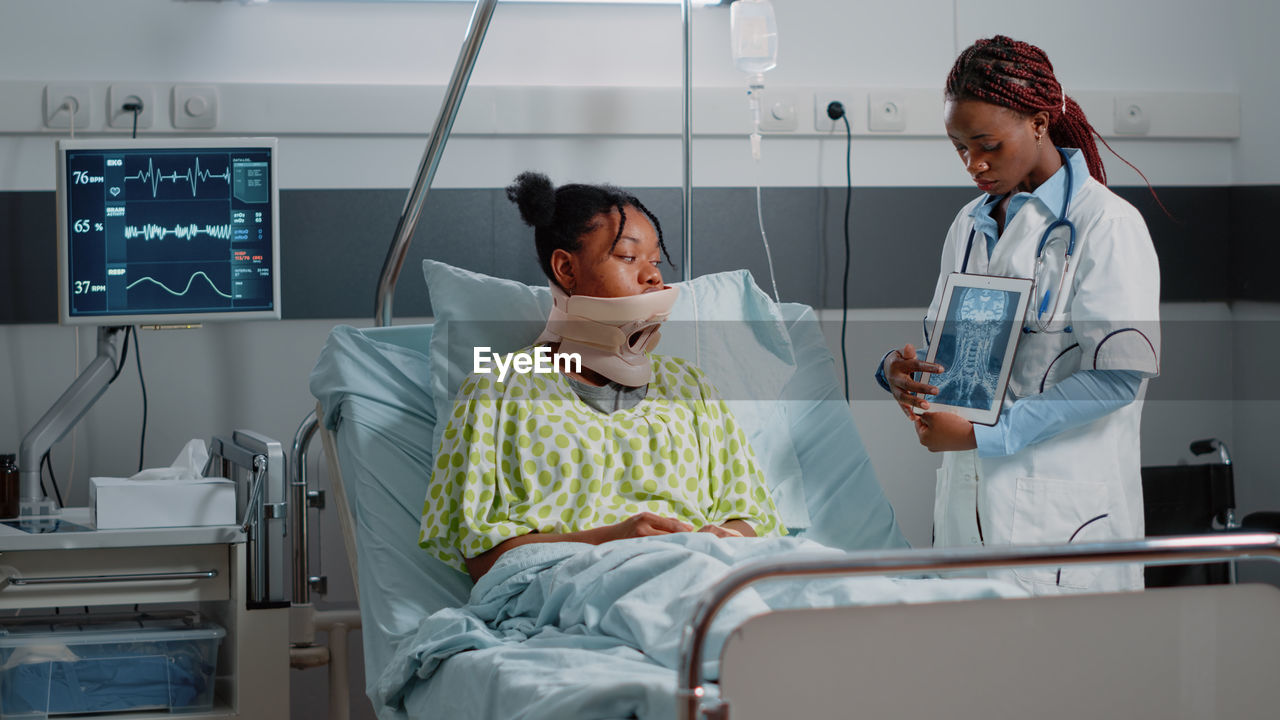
[374,0,498,328]
[676,532,1280,720]
[296,0,501,608]
[372,0,697,330]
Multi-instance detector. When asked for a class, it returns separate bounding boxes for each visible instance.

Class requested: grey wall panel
[280,189,403,320]
[285,188,506,321]
[1,185,1273,324]
[819,187,977,309]
[690,188,823,307]
[1116,186,1233,302]
[1229,186,1279,302]
[0,192,56,324]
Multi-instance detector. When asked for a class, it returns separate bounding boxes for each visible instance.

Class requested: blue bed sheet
[379,533,1022,719]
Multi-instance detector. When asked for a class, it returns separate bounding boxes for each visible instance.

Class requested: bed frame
[683,535,1280,720]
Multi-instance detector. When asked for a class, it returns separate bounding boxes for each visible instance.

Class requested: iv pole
[372,0,694,325]
[681,0,694,281]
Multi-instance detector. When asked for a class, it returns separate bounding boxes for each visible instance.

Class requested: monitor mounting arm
[17,326,128,516]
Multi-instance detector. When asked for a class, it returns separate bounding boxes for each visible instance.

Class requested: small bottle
[0,455,18,519]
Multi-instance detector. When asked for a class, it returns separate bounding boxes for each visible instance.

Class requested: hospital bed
[302,2,1280,716]
[309,264,914,715]
[309,266,1280,719]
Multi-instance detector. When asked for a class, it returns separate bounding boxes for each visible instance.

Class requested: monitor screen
[56,138,281,325]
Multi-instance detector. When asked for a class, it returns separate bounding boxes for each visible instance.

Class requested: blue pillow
[421,259,811,528]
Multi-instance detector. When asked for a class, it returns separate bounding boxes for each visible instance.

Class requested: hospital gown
[419,349,784,572]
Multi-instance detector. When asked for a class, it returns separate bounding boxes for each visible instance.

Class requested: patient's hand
[604,512,694,542]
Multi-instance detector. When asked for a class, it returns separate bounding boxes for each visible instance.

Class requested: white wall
[0,0,1245,191]
[1228,0,1280,583]
[0,0,1276,717]
[1232,0,1280,184]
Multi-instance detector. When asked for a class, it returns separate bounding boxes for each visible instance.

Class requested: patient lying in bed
[402,172,1022,719]
[420,172,785,582]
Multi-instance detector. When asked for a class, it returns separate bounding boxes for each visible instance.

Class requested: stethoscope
[959,148,1077,335]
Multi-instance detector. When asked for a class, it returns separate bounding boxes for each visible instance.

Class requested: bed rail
[374,0,498,327]
[676,532,1280,720]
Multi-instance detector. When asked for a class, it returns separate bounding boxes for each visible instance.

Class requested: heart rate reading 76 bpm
[124,156,230,198]
[124,223,233,241]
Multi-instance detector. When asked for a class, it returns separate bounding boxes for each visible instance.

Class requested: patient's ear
[549,248,576,294]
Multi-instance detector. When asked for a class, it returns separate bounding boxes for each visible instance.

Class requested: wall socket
[867,92,907,132]
[173,85,218,129]
[814,88,856,133]
[756,90,798,132]
[108,84,156,131]
[1114,95,1151,135]
[44,84,91,130]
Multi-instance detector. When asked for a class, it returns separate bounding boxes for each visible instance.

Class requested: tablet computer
[916,273,1032,426]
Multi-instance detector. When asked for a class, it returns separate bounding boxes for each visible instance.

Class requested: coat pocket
[1009,476,1111,589]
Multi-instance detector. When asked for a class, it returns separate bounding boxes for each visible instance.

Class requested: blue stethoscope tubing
[959,148,1077,333]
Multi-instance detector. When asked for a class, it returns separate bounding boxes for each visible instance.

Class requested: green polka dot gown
[419,349,783,572]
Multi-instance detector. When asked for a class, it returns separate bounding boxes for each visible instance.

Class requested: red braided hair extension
[946,36,1108,182]
[945,36,1173,219]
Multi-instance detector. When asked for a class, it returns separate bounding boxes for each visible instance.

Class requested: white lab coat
[924,175,1160,595]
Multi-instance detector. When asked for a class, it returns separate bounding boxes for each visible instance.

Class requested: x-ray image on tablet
[917,274,1032,425]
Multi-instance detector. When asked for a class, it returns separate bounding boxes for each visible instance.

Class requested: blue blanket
[378,534,1024,719]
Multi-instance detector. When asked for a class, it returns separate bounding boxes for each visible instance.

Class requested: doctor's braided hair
[946,36,1171,215]
[946,35,1111,182]
[506,171,672,284]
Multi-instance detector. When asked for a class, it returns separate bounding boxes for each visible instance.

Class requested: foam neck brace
[536,283,680,387]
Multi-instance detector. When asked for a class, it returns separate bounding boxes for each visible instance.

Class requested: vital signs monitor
[56,138,281,325]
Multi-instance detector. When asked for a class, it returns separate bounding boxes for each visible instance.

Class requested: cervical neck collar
[536,283,680,387]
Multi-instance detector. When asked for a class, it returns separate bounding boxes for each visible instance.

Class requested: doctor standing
[877,36,1160,595]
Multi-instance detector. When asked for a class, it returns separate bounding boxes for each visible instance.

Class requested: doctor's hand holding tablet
[875,35,1162,595]
[880,344,977,453]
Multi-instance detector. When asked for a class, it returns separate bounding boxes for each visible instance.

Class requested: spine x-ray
[921,275,1031,425]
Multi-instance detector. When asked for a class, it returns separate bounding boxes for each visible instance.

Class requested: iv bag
[730,0,778,76]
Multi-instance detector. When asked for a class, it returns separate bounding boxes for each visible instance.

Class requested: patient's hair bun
[506,172,556,229]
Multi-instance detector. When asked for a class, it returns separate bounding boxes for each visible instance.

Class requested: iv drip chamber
[731,0,778,76]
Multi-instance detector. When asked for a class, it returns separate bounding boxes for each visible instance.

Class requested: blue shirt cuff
[973,422,1007,458]
[874,349,896,393]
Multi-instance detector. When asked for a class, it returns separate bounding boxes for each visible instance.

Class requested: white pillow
[422,259,811,528]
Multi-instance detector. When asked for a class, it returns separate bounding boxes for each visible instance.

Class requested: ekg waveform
[124,223,233,241]
[126,271,233,299]
[124,157,231,198]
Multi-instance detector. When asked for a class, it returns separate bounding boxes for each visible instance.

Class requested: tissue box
[90,477,236,530]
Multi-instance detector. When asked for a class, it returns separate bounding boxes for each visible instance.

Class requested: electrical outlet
[1114,96,1151,135]
[867,92,907,132]
[757,90,797,132]
[44,84,91,130]
[108,84,156,131]
[173,85,218,130]
[814,88,855,132]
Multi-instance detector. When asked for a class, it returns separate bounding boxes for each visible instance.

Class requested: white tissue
[127,439,209,482]
[90,439,234,529]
